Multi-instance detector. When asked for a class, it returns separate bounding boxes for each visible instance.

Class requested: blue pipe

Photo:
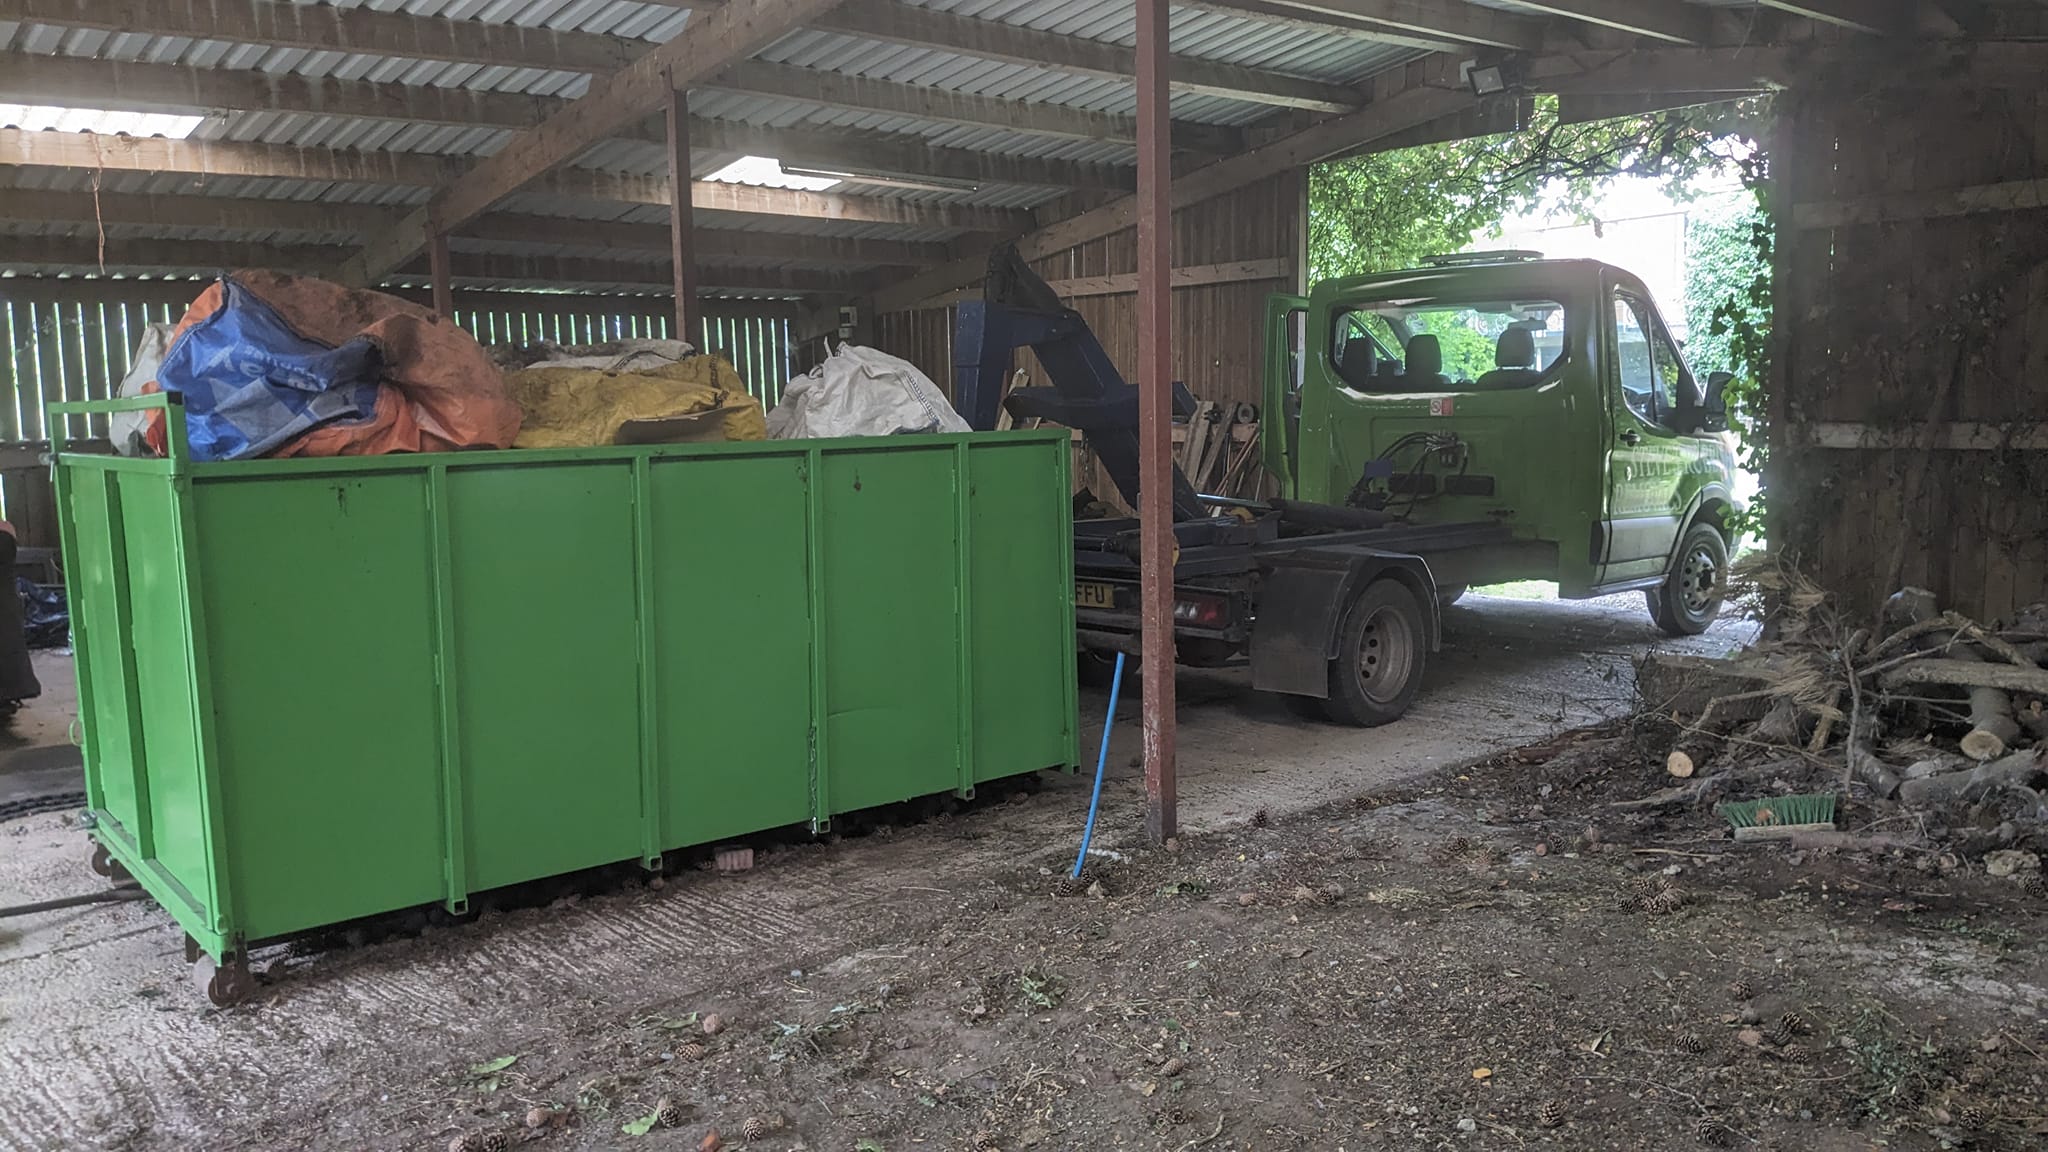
[1072,651,1126,879]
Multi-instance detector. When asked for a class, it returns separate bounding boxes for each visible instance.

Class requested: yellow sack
[507,354,767,449]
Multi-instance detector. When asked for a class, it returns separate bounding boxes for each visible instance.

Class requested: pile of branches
[1637,555,2048,855]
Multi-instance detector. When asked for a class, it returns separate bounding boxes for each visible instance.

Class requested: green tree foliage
[1309,96,1760,281]
[1308,96,1775,536]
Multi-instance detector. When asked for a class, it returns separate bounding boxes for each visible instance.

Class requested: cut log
[1896,749,2046,807]
[1963,686,2020,761]
[1636,653,1774,717]
[1880,659,2048,696]
[1754,697,1804,745]
[1667,749,1698,778]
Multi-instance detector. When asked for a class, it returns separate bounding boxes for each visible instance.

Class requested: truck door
[1262,293,1308,499]
[1600,288,1694,584]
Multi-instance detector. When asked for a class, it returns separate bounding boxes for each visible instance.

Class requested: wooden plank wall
[1771,51,2048,624]
[871,171,1303,409]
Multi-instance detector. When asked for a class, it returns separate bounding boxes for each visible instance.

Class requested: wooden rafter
[0,0,642,72]
[1228,0,1545,50]
[0,130,1033,234]
[810,0,1362,112]
[1505,0,1743,45]
[341,0,849,285]
[873,63,1474,312]
[710,60,1241,154]
[0,190,947,267]
[0,51,1138,190]
[0,233,873,295]
[1170,0,1465,51]
[0,0,1357,112]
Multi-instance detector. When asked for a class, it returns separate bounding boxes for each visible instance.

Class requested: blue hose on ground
[1072,651,1126,879]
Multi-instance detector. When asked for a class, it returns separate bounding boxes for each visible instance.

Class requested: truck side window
[1613,293,1682,430]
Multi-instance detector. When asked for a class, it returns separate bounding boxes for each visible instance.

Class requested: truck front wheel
[1648,521,1728,636]
[1323,579,1427,727]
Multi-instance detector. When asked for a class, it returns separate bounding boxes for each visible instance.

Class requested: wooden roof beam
[1169,0,1468,51]
[0,52,1137,190]
[1224,0,1546,50]
[711,60,1241,154]
[343,0,851,285]
[810,0,1364,112]
[0,130,1034,233]
[874,60,1476,312]
[1504,0,1743,45]
[0,190,948,267]
[0,233,868,294]
[5,0,1356,114]
[0,0,643,73]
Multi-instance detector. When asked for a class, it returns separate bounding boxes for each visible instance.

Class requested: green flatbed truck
[1069,251,1743,723]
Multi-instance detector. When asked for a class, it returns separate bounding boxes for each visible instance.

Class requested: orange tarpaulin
[147,270,520,457]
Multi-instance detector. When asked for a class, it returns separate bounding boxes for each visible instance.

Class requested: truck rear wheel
[1323,579,1427,727]
[1648,521,1727,636]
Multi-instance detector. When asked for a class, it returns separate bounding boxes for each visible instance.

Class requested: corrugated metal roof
[0,0,1438,290]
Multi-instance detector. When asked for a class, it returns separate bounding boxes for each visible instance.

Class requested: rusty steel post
[427,229,453,320]
[1135,0,1176,843]
[666,82,702,346]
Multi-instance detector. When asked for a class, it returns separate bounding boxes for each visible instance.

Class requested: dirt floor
[30,594,2043,1150]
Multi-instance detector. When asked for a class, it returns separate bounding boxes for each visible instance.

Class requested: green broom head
[1715,794,1837,830]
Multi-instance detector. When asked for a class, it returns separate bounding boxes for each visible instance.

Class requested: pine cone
[741,1116,767,1142]
[1441,834,1471,855]
[1954,1102,1986,1129]
[479,1133,509,1152]
[1053,873,1084,898]
[1656,872,1681,891]
[1727,978,1754,1000]
[679,1042,707,1061]
[971,1131,1001,1150]
[2018,870,2046,897]
[446,1136,480,1152]
[1158,1056,1187,1078]
[1624,874,1661,897]
[1693,1116,1733,1146]
[1774,1043,1810,1064]
[655,1097,684,1129]
[1778,1011,1809,1037]
[1678,1033,1707,1054]
[1645,887,1686,915]
[1537,1100,1564,1129]
[1251,807,1270,828]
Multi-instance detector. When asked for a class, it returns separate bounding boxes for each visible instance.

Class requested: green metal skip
[51,395,1078,965]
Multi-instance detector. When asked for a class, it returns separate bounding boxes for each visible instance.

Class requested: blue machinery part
[954,245,1205,522]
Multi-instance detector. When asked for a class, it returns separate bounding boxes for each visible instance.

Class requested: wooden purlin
[342,0,853,285]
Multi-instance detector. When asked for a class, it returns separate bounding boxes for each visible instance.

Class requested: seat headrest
[1338,334,1379,388]
[1405,333,1442,378]
[1495,326,1536,369]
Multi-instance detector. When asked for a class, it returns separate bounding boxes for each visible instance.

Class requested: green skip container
[51,396,1078,981]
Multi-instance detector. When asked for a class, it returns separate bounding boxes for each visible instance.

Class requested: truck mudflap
[1249,547,1440,698]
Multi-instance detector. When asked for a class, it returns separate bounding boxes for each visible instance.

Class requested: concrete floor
[0,651,84,811]
[0,592,1751,1150]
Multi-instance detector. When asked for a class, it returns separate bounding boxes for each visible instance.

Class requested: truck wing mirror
[1701,371,1733,432]
[1705,371,1733,415]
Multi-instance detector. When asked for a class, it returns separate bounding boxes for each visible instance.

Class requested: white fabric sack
[767,343,969,439]
[531,338,695,374]
[111,323,175,456]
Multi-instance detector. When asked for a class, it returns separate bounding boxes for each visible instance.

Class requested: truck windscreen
[1333,298,1565,393]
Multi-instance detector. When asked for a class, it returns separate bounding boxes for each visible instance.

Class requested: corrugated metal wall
[873,171,1303,409]
[1770,68,2048,623]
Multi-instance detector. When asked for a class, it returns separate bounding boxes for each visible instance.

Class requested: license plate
[1074,580,1117,610]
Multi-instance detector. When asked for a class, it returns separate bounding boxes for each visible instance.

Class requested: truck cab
[1263,253,1742,634]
